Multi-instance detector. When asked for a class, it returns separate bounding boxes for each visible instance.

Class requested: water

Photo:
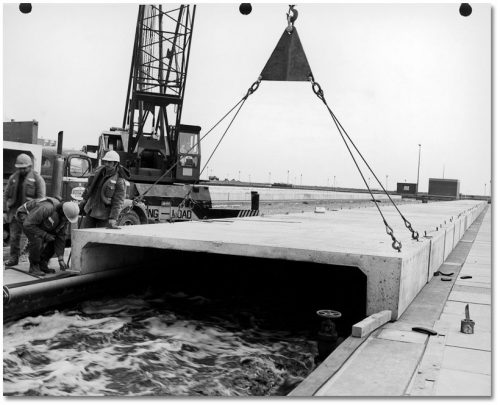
[3,290,318,396]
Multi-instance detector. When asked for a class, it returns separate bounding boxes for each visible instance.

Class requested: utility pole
[416,144,421,193]
[385,174,388,190]
[484,183,486,196]
[238,170,241,181]
[287,170,290,184]
[442,165,445,179]
[300,173,302,186]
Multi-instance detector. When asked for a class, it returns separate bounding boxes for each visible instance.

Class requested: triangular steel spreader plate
[260,28,312,81]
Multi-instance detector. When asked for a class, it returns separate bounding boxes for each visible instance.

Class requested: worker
[3,153,46,267]
[79,150,129,229]
[16,198,79,276]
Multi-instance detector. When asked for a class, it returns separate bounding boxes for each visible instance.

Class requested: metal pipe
[51,156,65,199]
[4,267,138,321]
[5,268,133,304]
[57,131,63,155]
[416,143,421,193]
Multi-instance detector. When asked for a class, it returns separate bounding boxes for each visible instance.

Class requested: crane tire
[117,211,141,226]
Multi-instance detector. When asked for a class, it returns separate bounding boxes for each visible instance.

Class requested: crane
[89,4,258,225]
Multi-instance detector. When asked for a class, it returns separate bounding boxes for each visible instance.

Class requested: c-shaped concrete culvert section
[71,200,487,321]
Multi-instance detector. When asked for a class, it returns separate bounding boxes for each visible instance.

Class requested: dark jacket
[17,197,68,257]
[4,169,46,221]
[81,165,128,220]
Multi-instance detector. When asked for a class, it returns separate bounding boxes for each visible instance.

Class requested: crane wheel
[117,211,141,226]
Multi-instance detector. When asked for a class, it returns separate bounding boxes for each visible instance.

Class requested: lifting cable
[177,77,262,212]
[309,74,420,251]
[199,77,261,177]
[132,77,262,204]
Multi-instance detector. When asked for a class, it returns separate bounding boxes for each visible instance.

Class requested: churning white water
[3,291,317,396]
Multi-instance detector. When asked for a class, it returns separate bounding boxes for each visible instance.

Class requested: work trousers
[23,230,55,264]
[9,216,24,259]
[81,215,109,229]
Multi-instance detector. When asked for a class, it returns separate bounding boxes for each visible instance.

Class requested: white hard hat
[62,202,79,223]
[102,150,120,163]
[15,153,33,168]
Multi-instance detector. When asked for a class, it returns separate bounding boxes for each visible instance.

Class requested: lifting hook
[286,5,298,33]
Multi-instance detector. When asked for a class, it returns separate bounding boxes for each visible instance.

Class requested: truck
[3,122,94,243]
[88,4,258,226]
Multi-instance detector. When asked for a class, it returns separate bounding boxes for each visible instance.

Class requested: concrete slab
[438,313,490,333]
[441,346,491,375]
[406,328,448,396]
[314,337,424,396]
[454,278,491,288]
[3,268,36,284]
[72,200,486,321]
[445,329,491,351]
[433,369,491,396]
[3,249,72,286]
[442,301,490,319]
[377,329,427,344]
[448,291,491,305]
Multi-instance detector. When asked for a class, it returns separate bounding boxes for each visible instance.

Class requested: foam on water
[3,292,317,396]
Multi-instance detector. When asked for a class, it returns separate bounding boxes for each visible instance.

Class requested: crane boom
[124,4,196,157]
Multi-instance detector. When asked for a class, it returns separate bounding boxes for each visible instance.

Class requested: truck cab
[40,148,94,202]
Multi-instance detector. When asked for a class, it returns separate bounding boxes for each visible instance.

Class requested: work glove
[58,257,68,271]
[44,233,56,243]
[107,219,121,230]
[78,200,87,215]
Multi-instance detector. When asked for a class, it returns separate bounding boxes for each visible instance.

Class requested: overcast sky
[2,2,492,195]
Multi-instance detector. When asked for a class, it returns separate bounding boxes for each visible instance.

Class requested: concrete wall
[209,186,403,203]
[427,232,445,280]
[398,243,431,318]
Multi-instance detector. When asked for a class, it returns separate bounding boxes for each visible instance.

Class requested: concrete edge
[289,310,392,396]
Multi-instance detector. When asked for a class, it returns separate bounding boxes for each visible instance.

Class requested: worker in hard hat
[16,198,79,276]
[79,150,129,229]
[3,153,46,267]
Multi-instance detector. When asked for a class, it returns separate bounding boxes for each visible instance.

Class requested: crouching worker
[79,150,128,229]
[16,198,79,276]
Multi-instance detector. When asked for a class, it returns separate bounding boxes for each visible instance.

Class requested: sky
[2,1,493,195]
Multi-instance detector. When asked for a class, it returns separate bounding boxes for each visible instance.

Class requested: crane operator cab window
[176,125,201,181]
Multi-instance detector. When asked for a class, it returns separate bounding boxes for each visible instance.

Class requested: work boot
[39,261,56,274]
[28,263,45,277]
[4,257,19,267]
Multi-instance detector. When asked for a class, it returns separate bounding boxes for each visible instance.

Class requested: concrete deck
[3,249,73,286]
[72,200,486,320]
[290,205,491,397]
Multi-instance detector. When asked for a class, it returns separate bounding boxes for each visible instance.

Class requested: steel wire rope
[169,77,262,213]
[309,76,419,242]
[133,77,261,201]
[309,76,403,251]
